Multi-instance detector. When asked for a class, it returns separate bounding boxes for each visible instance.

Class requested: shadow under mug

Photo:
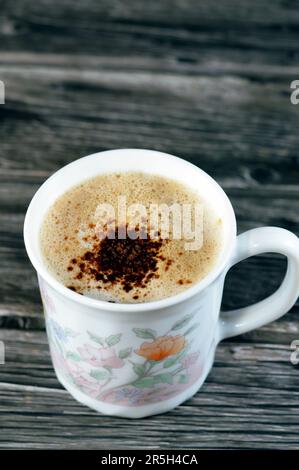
[24,149,299,418]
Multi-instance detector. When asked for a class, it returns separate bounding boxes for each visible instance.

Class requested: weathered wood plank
[1,0,299,68]
[0,66,298,189]
[1,52,299,79]
[0,329,298,449]
[2,0,299,27]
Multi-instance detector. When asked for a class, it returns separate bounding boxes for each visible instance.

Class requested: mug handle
[218,227,299,340]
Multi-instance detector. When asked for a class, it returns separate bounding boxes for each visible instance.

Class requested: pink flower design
[39,277,56,316]
[47,311,205,406]
[51,349,69,376]
[67,362,103,398]
[78,344,124,369]
[180,351,200,369]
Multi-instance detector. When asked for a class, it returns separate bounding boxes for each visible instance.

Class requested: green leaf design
[163,356,180,369]
[52,335,64,356]
[90,369,110,381]
[154,373,173,384]
[134,377,157,388]
[133,363,146,376]
[149,359,160,366]
[87,331,105,346]
[171,314,193,331]
[184,323,200,336]
[106,333,122,347]
[66,351,81,362]
[178,374,188,384]
[134,373,174,388]
[119,347,132,359]
[65,328,78,338]
[163,347,187,368]
[132,328,157,339]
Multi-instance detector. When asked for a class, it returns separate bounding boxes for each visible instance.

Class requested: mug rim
[24,148,237,312]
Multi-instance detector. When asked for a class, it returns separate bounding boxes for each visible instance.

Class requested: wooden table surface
[0,0,299,450]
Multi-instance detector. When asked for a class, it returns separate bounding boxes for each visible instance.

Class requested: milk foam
[40,172,223,303]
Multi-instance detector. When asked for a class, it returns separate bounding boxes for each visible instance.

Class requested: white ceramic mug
[24,149,299,418]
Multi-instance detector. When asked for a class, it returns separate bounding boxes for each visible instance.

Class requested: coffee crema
[40,172,223,303]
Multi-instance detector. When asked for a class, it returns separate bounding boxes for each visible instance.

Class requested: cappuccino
[40,172,223,303]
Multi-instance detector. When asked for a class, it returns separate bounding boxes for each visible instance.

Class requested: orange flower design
[136,335,186,361]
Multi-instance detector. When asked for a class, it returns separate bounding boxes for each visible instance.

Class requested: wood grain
[0,329,298,450]
[0,0,298,450]
[0,66,298,188]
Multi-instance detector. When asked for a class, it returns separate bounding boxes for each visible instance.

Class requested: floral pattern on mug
[78,344,125,369]
[39,276,57,316]
[41,283,204,406]
[135,335,186,361]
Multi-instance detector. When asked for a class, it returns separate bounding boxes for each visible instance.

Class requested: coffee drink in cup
[40,172,223,303]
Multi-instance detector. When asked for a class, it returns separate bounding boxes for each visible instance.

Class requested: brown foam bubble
[40,172,223,303]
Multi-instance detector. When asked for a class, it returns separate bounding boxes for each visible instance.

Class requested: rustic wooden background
[0,0,299,449]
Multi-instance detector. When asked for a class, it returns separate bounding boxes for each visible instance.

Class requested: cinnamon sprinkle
[68,225,166,293]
